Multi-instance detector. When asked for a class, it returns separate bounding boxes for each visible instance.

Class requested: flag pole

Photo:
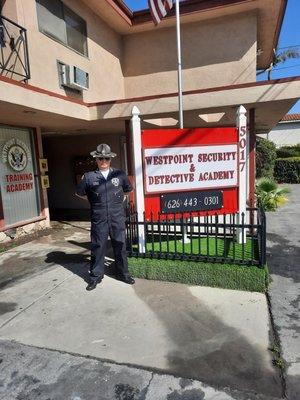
[175,0,183,128]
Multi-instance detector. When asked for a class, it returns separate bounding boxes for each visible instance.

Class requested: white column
[175,0,183,128]
[236,105,248,244]
[131,106,145,253]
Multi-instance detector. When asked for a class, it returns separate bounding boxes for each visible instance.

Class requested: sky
[124,0,300,114]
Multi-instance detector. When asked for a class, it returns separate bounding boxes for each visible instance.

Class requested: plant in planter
[255,178,290,211]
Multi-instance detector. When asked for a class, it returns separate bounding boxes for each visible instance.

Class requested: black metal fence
[0,15,30,81]
[126,207,266,266]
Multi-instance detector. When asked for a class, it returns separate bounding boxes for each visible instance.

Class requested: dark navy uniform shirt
[76,168,133,230]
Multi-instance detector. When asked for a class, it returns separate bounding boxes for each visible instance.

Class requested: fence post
[131,106,145,253]
[236,105,248,244]
[260,208,267,266]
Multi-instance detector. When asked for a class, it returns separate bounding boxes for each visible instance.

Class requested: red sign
[142,128,238,219]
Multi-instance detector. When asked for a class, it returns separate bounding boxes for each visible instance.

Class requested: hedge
[274,157,300,183]
[128,257,269,293]
[276,144,300,159]
[256,138,277,178]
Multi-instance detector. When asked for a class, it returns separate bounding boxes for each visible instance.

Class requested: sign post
[236,105,248,244]
[131,106,145,253]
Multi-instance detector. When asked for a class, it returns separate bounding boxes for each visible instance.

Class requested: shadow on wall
[122,13,256,77]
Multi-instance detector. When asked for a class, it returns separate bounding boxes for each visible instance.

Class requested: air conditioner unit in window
[60,64,89,91]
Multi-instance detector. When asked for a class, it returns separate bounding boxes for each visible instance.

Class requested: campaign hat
[90,143,116,158]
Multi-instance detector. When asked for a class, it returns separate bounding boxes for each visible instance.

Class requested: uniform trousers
[90,218,129,281]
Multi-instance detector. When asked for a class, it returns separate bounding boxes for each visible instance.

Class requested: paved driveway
[266,184,300,400]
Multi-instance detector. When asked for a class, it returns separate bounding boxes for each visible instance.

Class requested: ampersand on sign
[190,163,195,172]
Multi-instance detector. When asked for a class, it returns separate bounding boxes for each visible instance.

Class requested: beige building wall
[123,13,257,97]
[3,0,125,103]
[258,122,300,147]
[1,0,18,20]
[2,2,257,103]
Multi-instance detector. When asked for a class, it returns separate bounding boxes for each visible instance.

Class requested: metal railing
[0,14,30,81]
[257,207,266,266]
[126,208,266,266]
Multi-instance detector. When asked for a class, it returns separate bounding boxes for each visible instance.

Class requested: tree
[257,48,300,80]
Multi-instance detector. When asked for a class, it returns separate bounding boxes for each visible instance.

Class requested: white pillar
[236,105,248,244]
[131,106,146,253]
[175,0,183,128]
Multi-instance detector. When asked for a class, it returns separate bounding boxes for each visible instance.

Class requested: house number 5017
[239,125,247,172]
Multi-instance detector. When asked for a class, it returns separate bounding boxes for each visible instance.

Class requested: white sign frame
[143,143,238,194]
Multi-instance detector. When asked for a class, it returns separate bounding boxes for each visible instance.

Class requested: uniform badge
[111,178,119,186]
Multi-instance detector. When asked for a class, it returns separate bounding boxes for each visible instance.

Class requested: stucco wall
[123,13,257,97]
[1,0,18,20]
[259,122,300,147]
[6,0,125,102]
[43,133,124,211]
[2,2,257,104]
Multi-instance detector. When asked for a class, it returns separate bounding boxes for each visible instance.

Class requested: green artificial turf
[128,257,268,293]
[130,235,258,262]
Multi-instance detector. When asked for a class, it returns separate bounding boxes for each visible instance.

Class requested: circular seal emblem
[2,139,31,172]
[111,177,119,187]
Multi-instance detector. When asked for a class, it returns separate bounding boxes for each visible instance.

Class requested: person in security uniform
[76,143,135,291]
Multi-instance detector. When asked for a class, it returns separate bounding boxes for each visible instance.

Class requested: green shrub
[276,144,300,159]
[255,178,290,211]
[256,138,277,178]
[274,157,300,183]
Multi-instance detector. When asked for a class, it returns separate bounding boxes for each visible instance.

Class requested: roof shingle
[281,114,300,122]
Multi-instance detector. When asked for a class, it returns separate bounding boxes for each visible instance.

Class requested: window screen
[36,0,67,44]
[65,5,87,56]
[36,0,87,56]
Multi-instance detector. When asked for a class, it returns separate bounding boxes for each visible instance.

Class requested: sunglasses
[97,157,111,161]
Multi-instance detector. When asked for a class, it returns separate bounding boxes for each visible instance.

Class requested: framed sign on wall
[39,158,48,172]
[141,127,239,219]
[41,175,50,189]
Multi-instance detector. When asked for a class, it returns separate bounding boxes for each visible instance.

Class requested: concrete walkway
[266,184,300,400]
[0,220,283,399]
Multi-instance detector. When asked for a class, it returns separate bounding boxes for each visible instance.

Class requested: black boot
[116,275,135,285]
[86,277,102,291]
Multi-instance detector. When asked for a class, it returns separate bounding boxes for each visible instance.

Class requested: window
[0,126,41,226]
[36,0,88,56]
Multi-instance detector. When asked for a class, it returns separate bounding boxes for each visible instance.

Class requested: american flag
[148,0,173,25]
